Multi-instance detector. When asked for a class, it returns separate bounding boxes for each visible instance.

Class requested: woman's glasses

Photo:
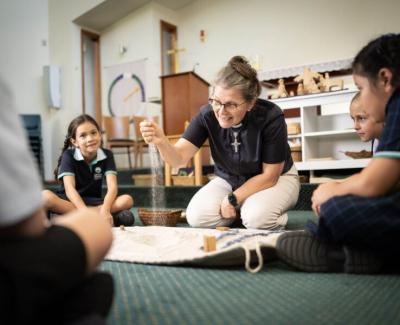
[208,98,246,111]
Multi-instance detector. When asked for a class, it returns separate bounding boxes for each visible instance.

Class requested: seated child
[276,33,400,274]
[0,78,114,324]
[42,114,134,226]
[349,92,384,152]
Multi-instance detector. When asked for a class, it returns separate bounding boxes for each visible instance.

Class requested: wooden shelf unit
[271,89,371,172]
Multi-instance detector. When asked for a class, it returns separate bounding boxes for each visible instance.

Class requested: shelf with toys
[268,78,371,172]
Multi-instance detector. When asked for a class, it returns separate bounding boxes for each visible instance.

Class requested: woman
[140,56,300,229]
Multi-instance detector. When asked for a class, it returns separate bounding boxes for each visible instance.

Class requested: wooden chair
[131,115,159,168]
[164,121,209,186]
[102,116,136,169]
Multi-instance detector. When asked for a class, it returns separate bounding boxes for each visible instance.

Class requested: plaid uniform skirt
[309,191,400,259]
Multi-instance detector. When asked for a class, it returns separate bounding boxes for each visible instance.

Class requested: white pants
[186,165,300,230]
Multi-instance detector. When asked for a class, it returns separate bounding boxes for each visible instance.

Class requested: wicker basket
[138,208,182,226]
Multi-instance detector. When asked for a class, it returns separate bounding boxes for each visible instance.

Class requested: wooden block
[203,235,216,252]
[216,226,230,232]
[283,108,300,118]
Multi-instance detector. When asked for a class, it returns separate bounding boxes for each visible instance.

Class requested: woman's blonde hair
[214,56,261,102]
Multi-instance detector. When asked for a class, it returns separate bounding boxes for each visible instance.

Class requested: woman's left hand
[220,196,237,219]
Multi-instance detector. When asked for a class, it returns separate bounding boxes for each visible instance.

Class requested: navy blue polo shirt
[183,98,293,189]
[375,90,400,159]
[57,148,117,198]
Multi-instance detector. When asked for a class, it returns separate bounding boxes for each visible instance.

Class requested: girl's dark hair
[352,33,400,88]
[214,56,261,102]
[53,114,101,179]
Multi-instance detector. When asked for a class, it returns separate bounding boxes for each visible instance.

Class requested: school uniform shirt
[375,89,400,159]
[183,98,293,190]
[57,148,117,199]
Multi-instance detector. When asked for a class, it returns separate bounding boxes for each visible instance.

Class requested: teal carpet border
[101,261,400,325]
[101,210,400,324]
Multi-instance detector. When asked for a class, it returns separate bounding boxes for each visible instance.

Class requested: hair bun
[229,56,257,80]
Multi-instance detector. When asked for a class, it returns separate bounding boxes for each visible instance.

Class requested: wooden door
[160,20,177,75]
[81,30,102,125]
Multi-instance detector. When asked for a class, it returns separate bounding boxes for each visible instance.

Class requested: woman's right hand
[139,119,165,145]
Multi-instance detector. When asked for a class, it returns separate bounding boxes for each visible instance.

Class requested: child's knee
[42,190,56,207]
[123,194,134,208]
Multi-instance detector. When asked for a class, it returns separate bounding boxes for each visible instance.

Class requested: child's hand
[311,182,339,216]
[105,213,114,226]
[139,120,165,145]
[99,207,113,226]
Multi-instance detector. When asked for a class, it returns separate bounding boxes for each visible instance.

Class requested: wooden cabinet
[271,89,371,172]
[161,71,209,135]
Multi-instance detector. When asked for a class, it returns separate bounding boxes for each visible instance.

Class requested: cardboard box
[132,174,156,186]
[172,175,209,186]
[290,145,302,162]
[287,123,301,135]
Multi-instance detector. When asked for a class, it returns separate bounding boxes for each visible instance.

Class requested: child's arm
[63,175,87,210]
[100,173,118,217]
[312,157,400,214]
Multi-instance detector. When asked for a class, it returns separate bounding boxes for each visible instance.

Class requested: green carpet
[100,211,400,324]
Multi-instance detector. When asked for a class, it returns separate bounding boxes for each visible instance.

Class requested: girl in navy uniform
[277,33,400,273]
[140,56,300,230]
[43,114,134,226]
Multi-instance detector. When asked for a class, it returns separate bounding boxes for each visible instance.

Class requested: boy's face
[350,99,384,142]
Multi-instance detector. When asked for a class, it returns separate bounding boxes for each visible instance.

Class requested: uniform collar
[73,148,107,164]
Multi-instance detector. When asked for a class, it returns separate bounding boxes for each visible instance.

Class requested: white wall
[0,0,49,113]
[177,0,400,83]
[2,0,400,177]
[45,0,103,180]
[100,2,180,103]
[0,0,51,177]
[100,3,180,168]
[0,0,104,180]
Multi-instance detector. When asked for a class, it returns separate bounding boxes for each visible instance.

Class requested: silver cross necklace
[231,123,242,153]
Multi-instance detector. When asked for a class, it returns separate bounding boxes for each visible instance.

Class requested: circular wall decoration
[107,73,146,116]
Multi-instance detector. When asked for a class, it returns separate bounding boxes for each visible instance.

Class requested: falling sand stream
[148,143,166,211]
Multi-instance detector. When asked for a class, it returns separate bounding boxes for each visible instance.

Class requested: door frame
[160,20,178,75]
[81,30,102,125]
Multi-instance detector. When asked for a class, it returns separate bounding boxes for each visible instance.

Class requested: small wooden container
[287,123,301,135]
[290,145,302,162]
